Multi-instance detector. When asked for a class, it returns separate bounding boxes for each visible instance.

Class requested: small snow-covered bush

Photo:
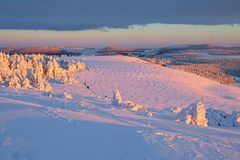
[0,52,86,92]
[177,102,208,127]
[206,109,240,127]
[63,92,73,99]
[146,112,153,117]
[43,82,53,93]
[131,104,145,112]
[121,100,135,109]
[112,89,149,113]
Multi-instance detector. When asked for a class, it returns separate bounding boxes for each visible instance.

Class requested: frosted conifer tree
[21,77,32,89]
[177,102,208,127]
[0,52,86,92]
[8,75,21,89]
[112,89,123,106]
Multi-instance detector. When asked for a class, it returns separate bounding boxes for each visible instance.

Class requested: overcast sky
[1,0,240,30]
[0,0,240,47]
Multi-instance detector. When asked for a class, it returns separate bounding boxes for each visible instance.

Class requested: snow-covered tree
[8,75,21,89]
[177,102,208,127]
[112,89,123,106]
[60,74,78,84]
[207,109,240,127]
[231,111,240,127]
[59,59,86,73]
[111,89,149,113]
[46,59,64,79]
[0,52,86,92]
[0,74,3,83]
[0,52,10,78]
[21,77,32,89]
[26,68,36,86]
[34,74,46,91]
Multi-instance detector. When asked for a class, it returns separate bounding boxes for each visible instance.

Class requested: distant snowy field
[0,55,239,160]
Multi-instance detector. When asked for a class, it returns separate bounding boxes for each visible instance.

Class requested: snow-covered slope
[0,55,239,160]
[77,55,240,111]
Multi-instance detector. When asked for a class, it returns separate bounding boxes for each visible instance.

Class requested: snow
[0,55,240,159]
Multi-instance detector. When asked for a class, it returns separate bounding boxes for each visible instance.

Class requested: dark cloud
[0,0,239,30]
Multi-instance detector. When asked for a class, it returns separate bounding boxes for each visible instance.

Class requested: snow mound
[171,106,182,113]
[206,109,240,127]
[112,89,150,114]
[0,52,86,92]
[177,102,208,127]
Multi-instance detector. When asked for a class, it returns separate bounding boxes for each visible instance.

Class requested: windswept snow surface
[0,55,240,160]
